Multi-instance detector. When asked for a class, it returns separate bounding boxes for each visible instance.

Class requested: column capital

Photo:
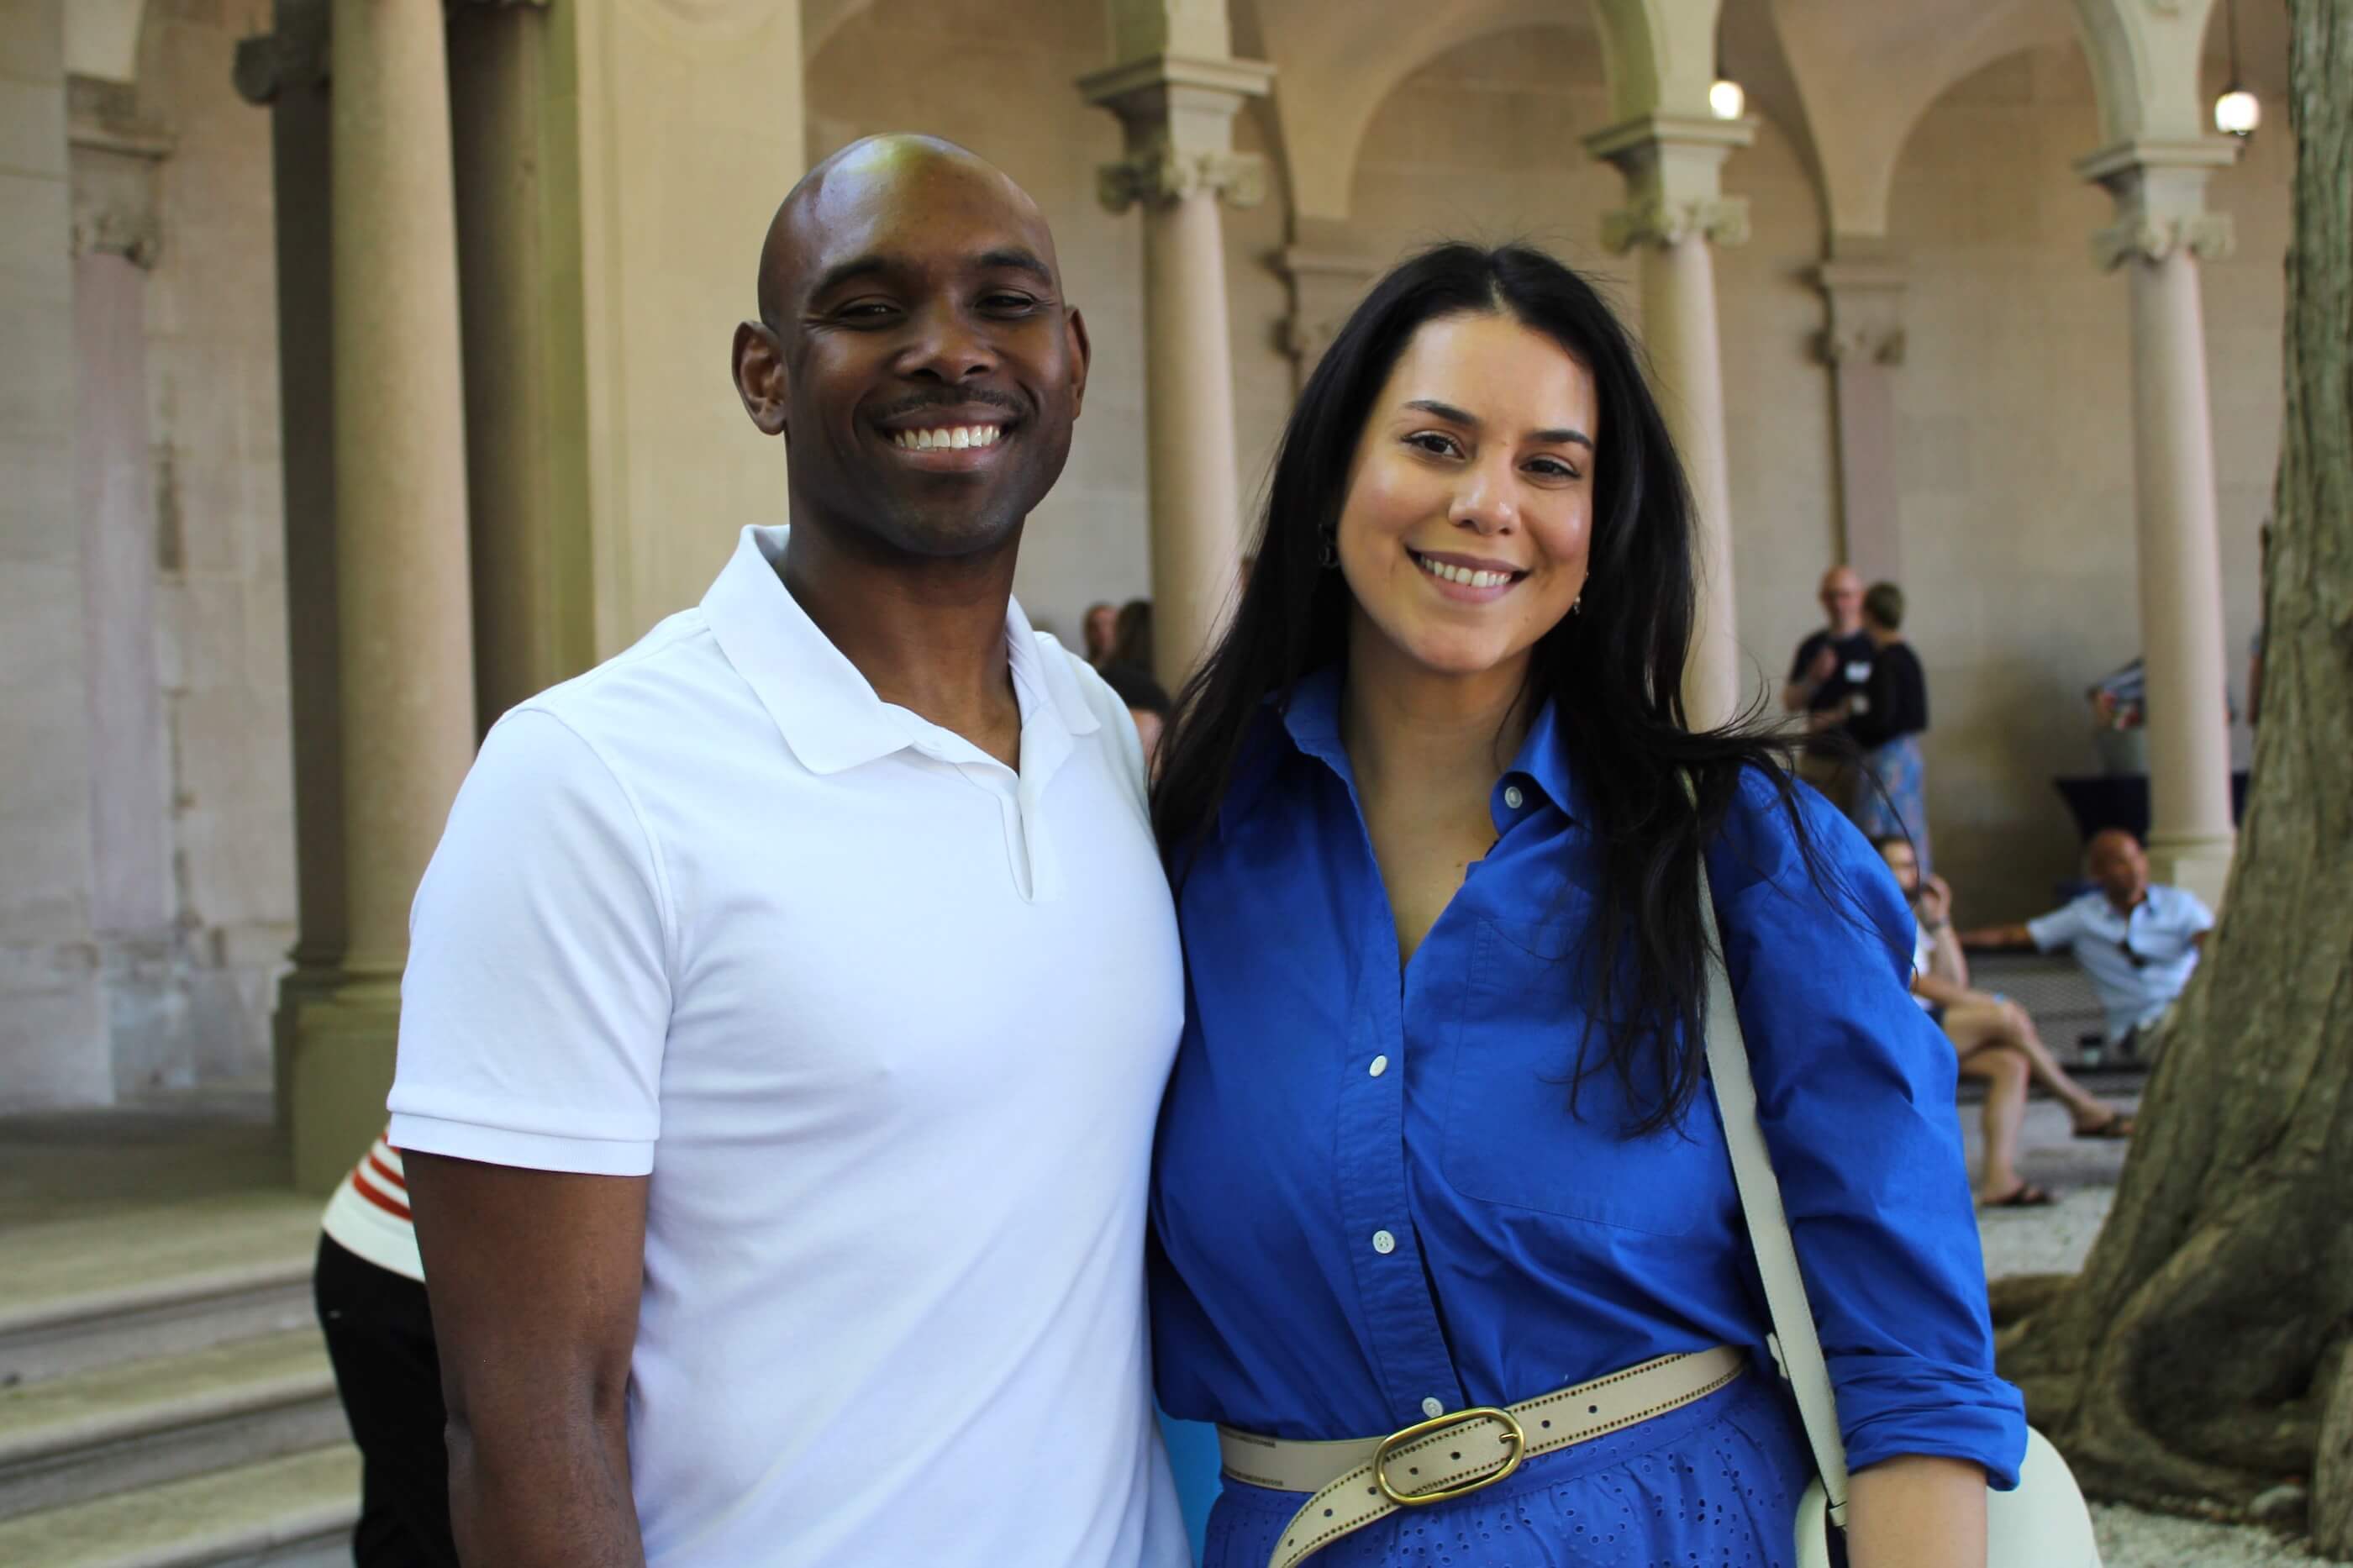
[1078,52,1273,120]
[2076,138,2240,271]
[67,84,173,269]
[1602,197,1749,254]
[1811,251,1908,366]
[1586,113,1755,255]
[1098,145,1266,213]
[1081,53,1273,215]
[1277,227,1378,380]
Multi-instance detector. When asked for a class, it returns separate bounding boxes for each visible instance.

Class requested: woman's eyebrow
[1403,398,1592,450]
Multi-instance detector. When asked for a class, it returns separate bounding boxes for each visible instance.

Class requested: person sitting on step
[1875,836,2134,1210]
[1961,828,2212,1061]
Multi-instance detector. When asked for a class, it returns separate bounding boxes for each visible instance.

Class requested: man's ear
[1064,305,1092,420]
[733,321,790,437]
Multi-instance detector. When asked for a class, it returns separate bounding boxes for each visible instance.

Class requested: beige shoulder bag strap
[1692,850,1854,1531]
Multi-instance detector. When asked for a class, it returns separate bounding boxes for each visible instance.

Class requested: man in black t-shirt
[1782,565,1875,720]
[1782,566,1873,802]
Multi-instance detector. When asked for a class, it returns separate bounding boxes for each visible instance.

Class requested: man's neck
[778,513,1024,760]
[1830,616,1865,640]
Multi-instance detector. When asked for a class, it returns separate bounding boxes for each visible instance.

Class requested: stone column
[1812,241,1907,586]
[287,0,479,1191]
[1082,47,1272,696]
[1277,218,1377,394]
[2080,140,2240,908]
[1587,114,1752,729]
[69,92,182,1093]
[237,0,345,1147]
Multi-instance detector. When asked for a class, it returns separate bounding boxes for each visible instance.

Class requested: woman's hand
[1844,1455,1988,1568]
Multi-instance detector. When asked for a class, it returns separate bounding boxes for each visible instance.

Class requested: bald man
[1782,565,1873,722]
[1965,829,2214,1058]
[396,137,1187,1568]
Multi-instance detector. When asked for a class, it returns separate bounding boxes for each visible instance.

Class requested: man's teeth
[1415,554,1515,590]
[891,425,1003,451]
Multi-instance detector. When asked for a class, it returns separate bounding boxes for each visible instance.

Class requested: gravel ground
[1959,1089,2341,1565]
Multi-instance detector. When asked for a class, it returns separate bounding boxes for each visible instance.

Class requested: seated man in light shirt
[1964,829,2213,1059]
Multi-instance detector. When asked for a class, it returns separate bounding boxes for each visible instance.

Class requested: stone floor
[0,1080,286,1233]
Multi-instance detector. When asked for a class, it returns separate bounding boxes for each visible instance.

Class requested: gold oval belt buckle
[1371,1406,1528,1507]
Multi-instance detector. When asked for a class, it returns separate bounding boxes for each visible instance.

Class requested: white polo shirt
[389,525,1188,1568]
[2026,883,2214,1041]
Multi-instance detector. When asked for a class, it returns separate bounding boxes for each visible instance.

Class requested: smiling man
[392,137,1187,1568]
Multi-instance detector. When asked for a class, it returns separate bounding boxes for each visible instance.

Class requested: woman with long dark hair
[1148,245,2024,1566]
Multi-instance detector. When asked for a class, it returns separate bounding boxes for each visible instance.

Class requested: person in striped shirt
[315,1126,456,1567]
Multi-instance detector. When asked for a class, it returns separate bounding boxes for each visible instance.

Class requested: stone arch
[1770,0,2079,241]
[2066,0,2223,146]
[1256,0,1604,224]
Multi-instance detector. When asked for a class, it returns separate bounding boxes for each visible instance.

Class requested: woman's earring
[1569,594,1583,615]
[1318,527,1339,570]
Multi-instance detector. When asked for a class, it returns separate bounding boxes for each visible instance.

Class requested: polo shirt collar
[703,525,1092,776]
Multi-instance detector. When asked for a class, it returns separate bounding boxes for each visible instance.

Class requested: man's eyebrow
[1403,398,1592,450]
[975,248,1054,285]
[806,255,896,302]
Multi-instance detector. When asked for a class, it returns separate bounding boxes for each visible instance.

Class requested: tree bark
[1993,0,2353,1526]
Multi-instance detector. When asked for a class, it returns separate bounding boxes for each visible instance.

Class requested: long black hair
[1152,242,1832,1136]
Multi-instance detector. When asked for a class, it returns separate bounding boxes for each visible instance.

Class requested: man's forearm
[1960,922,2033,949]
[449,1412,645,1568]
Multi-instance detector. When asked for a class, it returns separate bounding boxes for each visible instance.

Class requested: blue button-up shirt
[1150,671,2026,1486]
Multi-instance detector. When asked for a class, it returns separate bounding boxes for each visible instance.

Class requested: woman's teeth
[891,425,1003,450]
[1415,554,1515,590]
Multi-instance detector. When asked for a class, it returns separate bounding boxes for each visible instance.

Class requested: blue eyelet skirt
[1201,1371,1811,1568]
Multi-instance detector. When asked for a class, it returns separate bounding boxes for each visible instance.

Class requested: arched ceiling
[1770,0,2077,239]
[802,0,2244,245]
[1246,0,1582,223]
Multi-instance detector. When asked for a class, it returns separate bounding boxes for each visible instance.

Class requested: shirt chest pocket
[1439,918,1719,1236]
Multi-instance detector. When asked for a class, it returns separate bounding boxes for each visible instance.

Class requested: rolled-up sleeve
[1708,775,2029,1488]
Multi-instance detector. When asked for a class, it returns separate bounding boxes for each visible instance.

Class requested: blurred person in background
[1840,580,1932,869]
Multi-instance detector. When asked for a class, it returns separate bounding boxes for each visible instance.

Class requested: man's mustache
[870,388,1027,423]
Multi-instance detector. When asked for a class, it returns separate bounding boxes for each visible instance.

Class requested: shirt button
[1422,1397,1445,1419]
[1371,1229,1397,1255]
[1369,1055,1389,1077]
[1503,785,1525,810]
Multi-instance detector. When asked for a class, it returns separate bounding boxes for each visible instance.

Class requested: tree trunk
[1993,0,2353,1527]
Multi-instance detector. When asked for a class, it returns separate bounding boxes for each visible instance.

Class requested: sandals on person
[1980,1182,2056,1208]
[2072,1113,2135,1140]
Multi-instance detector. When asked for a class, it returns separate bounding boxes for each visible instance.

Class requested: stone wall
[0,0,108,1108]
[135,0,294,1088]
[0,0,292,1109]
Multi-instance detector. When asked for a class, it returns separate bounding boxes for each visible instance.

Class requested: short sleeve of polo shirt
[2176,888,2218,934]
[388,706,672,1176]
[2025,902,2085,953]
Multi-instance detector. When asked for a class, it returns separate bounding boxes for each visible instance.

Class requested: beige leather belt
[1217,1345,1746,1568]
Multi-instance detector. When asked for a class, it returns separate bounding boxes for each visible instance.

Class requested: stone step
[0,1194,324,1390]
[0,1328,345,1522]
[0,1444,359,1568]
